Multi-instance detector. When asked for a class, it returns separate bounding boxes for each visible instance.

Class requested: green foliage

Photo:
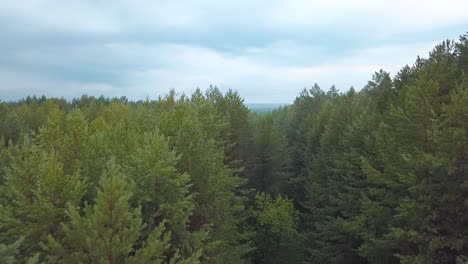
[0,238,23,264]
[248,193,303,263]
[0,135,86,261]
[127,131,203,258]
[44,160,186,263]
[0,90,250,262]
[0,33,467,264]
[253,114,291,195]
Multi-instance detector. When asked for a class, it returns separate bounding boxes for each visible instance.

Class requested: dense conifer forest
[0,34,467,263]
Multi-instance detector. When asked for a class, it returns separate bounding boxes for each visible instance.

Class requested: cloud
[267,0,468,32]
[0,69,117,100]
[1,1,120,34]
[125,40,447,102]
[3,1,467,42]
[0,40,455,102]
[14,41,428,103]
[0,0,467,102]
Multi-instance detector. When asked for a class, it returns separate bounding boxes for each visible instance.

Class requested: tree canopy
[1,33,467,263]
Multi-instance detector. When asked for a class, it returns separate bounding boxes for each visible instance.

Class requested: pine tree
[62,109,90,176]
[85,117,113,201]
[355,72,442,263]
[0,238,23,264]
[38,104,65,158]
[248,193,303,264]
[286,84,327,209]
[222,89,256,181]
[0,134,86,261]
[456,32,468,74]
[362,69,395,113]
[155,95,250,263]
[45,161,199,263]
[127,131,205,258]
[303,91,372,263]
[254,113,291,195]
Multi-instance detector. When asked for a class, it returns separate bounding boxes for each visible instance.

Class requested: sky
[1,0,467,103]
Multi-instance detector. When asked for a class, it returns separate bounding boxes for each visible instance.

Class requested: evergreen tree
[355,72,442,262]
[127,131,205,258]
[0,135,86,261]
[221,89,257,181]
[286,84,326,208]
[303,91,371,264]
[155,94,250,263]
[456,32,468,74]
[254,114,291,195]
[62,110,90,175]
[45,161,199,263]
[0,238,23,264]
[248,193,303,264]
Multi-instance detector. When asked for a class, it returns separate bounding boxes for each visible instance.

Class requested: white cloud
[0,38,446,102]
[267,0,468,34]
[3,0,467,35]
[107,40,439,102]
[0,0,466,102]
[1,1,120,33]
[0,69,117,100]
[343,42,438,72]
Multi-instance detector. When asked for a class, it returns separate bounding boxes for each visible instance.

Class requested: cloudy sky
[1,0,467,103]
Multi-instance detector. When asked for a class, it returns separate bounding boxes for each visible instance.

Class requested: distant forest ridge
[246,103,289,113]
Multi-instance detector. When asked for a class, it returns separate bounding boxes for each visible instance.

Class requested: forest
[0,33,467,264]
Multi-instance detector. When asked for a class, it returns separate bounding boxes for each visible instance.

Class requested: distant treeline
[0,33,467,264]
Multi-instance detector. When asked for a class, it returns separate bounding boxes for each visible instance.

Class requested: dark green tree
[45,161,200,263]
[254,114,291,195]
[248,193,303,264]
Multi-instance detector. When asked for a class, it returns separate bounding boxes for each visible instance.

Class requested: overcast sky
[1,0,467,103]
